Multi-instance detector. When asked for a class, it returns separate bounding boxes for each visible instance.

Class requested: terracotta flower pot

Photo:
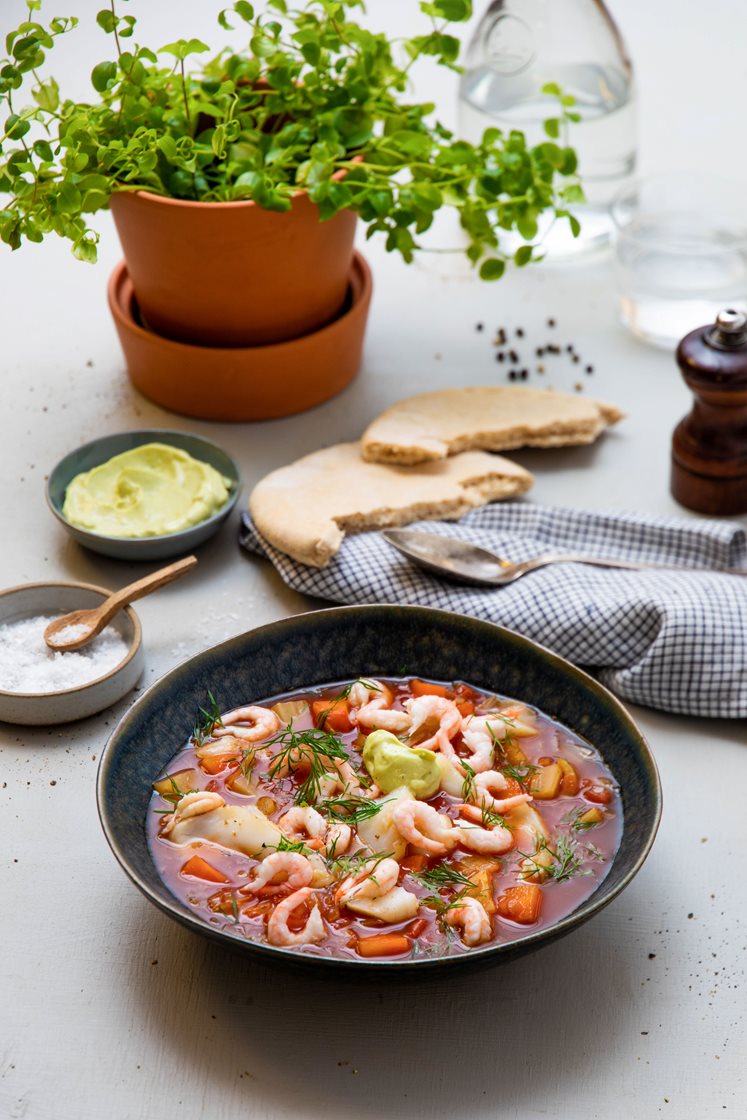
[108,252,372,422]
[108,188,358,348]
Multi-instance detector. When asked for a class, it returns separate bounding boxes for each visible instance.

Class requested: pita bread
[361,386,624,465]
[249,442,533,568]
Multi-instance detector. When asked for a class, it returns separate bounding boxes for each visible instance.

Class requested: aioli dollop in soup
[148,678,622,960]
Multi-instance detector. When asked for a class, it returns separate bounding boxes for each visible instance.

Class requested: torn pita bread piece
[360,386,624,465]
[249,441,533,568]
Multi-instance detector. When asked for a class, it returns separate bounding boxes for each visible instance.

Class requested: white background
[1,2,746,1119]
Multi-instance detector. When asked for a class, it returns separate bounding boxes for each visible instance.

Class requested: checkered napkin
[239,504,747,719]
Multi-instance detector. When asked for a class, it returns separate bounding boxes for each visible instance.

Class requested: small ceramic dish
[46,428,241,562]
[0,581,143,726]
[107,251,372,422]
[98,605,662,974]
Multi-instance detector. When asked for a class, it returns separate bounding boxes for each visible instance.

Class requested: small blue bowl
[98,605,662,974]
[46,428,240,561]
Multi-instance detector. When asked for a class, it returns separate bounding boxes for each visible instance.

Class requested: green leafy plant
[0,0,583,274]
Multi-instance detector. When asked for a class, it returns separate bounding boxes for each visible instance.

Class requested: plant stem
[109,0,122,58]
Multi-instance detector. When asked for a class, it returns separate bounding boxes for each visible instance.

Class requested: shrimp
[161,790,224,836]
[241,851,313,897]
[349,679,409,732]
[404,695,461,753]
[392,799,458,856]
[354,699,410,734]
[454,815,515,855]
[336,857,400,905]
[445,896,492,947]
[213,705,280,743]
[348,679,385,708]
[277,806,327,849]
[457,714,511,773]
[464,770,533,815]
[266,887,325,947]
[278,805,352,857]
[324,821,352,858]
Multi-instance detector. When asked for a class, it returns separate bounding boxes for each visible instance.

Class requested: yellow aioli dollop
[362,729,441,799]
[62,442,232,538]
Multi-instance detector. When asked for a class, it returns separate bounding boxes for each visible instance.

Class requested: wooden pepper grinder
[671,308,747,514]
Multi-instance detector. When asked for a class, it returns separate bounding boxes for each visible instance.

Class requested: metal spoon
[44,555,198,651]
[382,529,747,587]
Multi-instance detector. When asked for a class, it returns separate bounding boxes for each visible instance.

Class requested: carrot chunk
[199,755,234,776]
[410,679,451,698]
[356,933,412,958]
[496,883,543,925]
[405,918,429,938]
[311,698,352,733]
[584,782,613,805]
[400,854,428,874]
[455,698,475,717]
[181,856,229,884]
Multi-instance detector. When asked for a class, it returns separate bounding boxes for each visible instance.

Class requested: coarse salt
[0,614,130,694]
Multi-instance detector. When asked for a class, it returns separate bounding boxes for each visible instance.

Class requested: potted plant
[0,0,582,415]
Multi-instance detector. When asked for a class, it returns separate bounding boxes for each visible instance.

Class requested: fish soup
[147,677,622,961]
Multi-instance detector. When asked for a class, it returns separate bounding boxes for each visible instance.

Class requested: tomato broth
[147,677,622,961]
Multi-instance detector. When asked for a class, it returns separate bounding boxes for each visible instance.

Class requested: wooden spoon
[44,555,198,652]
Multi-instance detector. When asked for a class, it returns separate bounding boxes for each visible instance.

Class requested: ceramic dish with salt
[0,582,143,726]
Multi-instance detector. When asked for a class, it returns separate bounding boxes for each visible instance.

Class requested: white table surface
[2,2,746,1118]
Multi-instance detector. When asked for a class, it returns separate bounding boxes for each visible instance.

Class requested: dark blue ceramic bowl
[97,606,661,973]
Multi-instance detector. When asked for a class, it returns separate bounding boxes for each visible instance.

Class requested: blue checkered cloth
[239,504,747,718]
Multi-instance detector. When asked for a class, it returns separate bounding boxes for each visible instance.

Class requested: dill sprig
[501,761,539,788]
[266,722,351,806]
[518,836,591,884]
[326,848,393,880]
[411,863,474,891]
[479,804,509,830]
[153,776,198,811]
[272,835,316,858]
[317,795,386,825]
[461,761,477,803]
[418,885,472,932]
[192,690,224,748]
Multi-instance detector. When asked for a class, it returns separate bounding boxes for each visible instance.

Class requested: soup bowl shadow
[97,605,662,974]
[123,889,646,1119]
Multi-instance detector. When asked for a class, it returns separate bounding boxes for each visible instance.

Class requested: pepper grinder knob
[671,307,747,514]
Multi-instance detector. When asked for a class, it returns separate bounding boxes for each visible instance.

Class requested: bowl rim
[109,250,371,357]
[45,427,241,546]
[0,580,143,699]
[97,604,662,971]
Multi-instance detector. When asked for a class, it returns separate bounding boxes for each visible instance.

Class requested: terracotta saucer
[107,251,372,422]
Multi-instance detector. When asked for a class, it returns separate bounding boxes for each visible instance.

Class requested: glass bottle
[459,0,636,259]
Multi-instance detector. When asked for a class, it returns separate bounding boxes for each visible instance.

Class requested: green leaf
[421,0,471,19]
[479,257,505,281]
[96,9,116,33]
[160,39,210,61]
[514,245,533,267]
[91,60,117,92]
[33,139,54,162]
[541,82,562,97]
[32,76,59,110]
[543,118,560,139]
[5,114,30,140]
[517,215,538,240]
[250,34,276,58]
[235,1,255,20]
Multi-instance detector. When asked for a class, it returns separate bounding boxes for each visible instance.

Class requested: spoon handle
[516,554,747,576]
[95,555,198,627]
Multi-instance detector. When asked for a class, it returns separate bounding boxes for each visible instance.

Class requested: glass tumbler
[612,175,747,349]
